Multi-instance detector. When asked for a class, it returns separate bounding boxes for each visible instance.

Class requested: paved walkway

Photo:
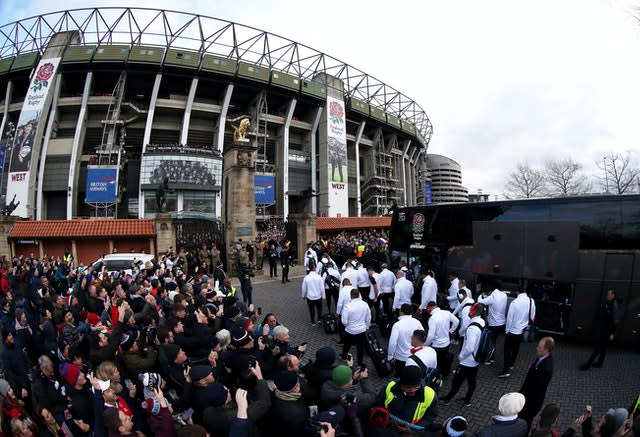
[240,266,640,434]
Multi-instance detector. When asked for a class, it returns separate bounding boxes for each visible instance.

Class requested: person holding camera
[320,363,376,415]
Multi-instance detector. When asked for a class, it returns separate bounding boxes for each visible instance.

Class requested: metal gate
[175,218,224,252]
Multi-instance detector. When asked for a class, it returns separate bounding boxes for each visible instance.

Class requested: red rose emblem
[329,101,344,119]
[35,63,55,82]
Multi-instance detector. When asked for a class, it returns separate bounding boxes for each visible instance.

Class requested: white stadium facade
[0,8,434,225]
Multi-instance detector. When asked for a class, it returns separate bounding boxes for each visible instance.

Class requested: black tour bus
[388,195,640,343]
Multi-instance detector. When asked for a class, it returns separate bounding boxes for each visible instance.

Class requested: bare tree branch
[595,151,640,194]
[544,158,592,196]
[504,162,547,199]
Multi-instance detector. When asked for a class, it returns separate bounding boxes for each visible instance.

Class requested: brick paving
[241,266,640,434]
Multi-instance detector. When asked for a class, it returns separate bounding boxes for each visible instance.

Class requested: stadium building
[0,8,432,255]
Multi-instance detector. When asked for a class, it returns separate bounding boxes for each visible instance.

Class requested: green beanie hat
[332,365,353,386]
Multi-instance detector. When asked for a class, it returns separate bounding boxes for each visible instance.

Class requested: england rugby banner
[6,57,61,217]
[326,96,348,217]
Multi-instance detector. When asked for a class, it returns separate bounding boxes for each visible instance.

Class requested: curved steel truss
[0,8,433,145]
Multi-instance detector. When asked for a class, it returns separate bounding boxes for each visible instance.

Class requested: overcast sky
[3,0,640,197]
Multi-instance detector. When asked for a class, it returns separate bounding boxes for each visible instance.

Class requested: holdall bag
[321,313,338,335]
[365,329,393,376]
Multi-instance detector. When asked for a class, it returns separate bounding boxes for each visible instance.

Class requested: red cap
[87,313,101,326]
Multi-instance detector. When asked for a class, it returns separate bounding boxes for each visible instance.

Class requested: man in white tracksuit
[387,303,423,376]
[440,303,485,407]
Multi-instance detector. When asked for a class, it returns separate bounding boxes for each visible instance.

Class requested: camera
[305,418,329,436]
[343,392,356,405]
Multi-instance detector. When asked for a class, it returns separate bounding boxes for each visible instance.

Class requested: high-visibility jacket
[384,380,435,425]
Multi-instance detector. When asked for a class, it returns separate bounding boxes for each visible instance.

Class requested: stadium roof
[0,7,432,146]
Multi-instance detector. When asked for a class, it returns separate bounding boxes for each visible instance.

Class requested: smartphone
[181,408,194,421]
[308,405,318,417]
[360,364,366,372]
[300,342,308,346]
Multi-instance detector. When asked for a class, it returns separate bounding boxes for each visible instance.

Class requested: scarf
[274,389,302,401]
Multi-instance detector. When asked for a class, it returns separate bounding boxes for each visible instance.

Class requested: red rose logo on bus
[31,62,55,92]
[329,101,344,125]
[411,213,425,233]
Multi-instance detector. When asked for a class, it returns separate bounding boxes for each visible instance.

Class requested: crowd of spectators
[0,245,637,437]
[149,160,216,187]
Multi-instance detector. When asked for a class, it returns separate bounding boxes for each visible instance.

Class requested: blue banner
[424,181,433,205]
[86,167,118,202]
[0,145,5,190]
[254,175,275,204]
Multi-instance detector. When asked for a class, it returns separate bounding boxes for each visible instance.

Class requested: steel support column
[67,71,93,219]
[309,106,323,215]
[36,75,62,219]
[180,77,199,145]
[139,73,162,218]
[354,121,366,216]
[282,99,297,220]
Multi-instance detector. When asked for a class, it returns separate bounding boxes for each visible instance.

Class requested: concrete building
[0,7,433,235]
[426,154,468,203]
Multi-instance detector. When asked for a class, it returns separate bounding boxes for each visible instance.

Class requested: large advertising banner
[424,181,433,205]
[85,167,118,202]
[6,57,61,217]
[326,96,348,216]
[254,175,275,204]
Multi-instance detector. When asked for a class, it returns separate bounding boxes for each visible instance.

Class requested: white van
[91,253,155,276]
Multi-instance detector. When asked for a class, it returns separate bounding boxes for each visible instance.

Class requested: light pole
[603,156,609,193]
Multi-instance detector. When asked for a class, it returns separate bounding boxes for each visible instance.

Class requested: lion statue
[234,118,251,141]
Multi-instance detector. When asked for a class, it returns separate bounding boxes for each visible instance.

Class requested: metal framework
[0,7,433,145]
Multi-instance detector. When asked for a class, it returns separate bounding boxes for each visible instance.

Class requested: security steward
[373,365,438,433]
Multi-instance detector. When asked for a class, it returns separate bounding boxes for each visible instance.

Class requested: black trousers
[306,298,323,324]
[443,365,479,403]
[281,264,289,283]
[433,346,452,378]
[585,335,609,367]
[342,331,366,365]
[503,332,523,372]
[394,359,406,378]
[326,288,339,313]
[269,258,278,277]
[379,292,394,316]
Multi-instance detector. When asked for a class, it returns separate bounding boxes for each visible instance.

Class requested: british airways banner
[86,167,118,202]
[254,175,275,204]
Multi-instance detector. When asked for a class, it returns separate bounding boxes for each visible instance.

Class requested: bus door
[602,253,636,343]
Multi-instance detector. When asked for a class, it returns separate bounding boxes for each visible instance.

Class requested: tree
[544,158,592,196]
[596,151,640,194]
[504,162,547,199]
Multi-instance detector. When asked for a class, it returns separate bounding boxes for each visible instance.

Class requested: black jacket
[519,354,554,422]
[1,342,31,393]
[475,417,528,437]
[32,372,67,418]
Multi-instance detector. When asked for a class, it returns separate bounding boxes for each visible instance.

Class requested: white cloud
[3,0,640,197]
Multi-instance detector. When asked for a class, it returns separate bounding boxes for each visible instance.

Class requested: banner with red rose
[326,95,348,217]
[6,57,61,218]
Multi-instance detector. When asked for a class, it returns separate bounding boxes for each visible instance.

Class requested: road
[238,267,640,434]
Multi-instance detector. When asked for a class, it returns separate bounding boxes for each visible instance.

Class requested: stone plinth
[287,213,317,264]
[222,138,257,275]
[0,216,18,258]
[154,213,175,256]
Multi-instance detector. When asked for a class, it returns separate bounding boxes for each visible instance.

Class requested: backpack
[469,322,495,363]
[406,353,442,393]
[325,274,340,291]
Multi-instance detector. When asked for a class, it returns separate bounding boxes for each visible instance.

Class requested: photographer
[320,363,376,415]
